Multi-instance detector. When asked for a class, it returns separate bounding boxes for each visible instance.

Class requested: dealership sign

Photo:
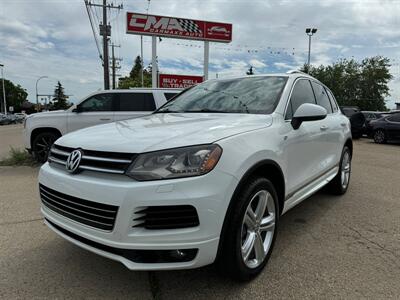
[159,74,203,88]
[126,12,232,43]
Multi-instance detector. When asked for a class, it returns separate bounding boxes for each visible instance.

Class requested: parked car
[369,112,400,143]
[340,106,365,138]
[23,88,180,162]
[14,112,27,123]
[362,111,388,136]
[38,72,352,281]
[0,113,16,125]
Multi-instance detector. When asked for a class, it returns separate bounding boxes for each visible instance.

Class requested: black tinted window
[164,93,178,101]
[388,114,400,122]
[80,94,114,112]
[286,79,316,119]
[311,82,332,113]
[118,93,156,111]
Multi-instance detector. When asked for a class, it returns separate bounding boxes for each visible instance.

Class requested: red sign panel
[127,12,232,43]
[159,74,203,89]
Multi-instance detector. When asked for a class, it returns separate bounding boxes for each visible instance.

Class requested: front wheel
[373,130,386,144]
[328,146,351,195]
[32,132,59,163]
[217,177,279,281]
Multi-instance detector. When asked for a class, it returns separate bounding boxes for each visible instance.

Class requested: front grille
[40,184,119,231]
[48,144,136,174]
[133,205,200,230]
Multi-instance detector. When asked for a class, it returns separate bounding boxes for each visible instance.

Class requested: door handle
[99,118,111,121]
[320,125,329,131]
[340,123,347,127]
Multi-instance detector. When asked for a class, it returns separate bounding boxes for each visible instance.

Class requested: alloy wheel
[241,190,276,269]
[374,130,385,143]
[35,135,56,162]
[341,151,351,189]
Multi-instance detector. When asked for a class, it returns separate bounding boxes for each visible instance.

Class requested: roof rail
[286,70,307,75]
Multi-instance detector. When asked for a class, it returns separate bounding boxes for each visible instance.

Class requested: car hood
[57,113,272,153]
[29,110,67,118]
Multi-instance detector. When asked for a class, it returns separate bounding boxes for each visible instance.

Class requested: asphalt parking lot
[0,124,24,159]
[1,131,399,298]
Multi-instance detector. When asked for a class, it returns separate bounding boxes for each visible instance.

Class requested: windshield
[155,76,288,114]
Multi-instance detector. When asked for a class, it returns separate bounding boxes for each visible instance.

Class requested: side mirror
[72,105,82,113]
[291,103,327,130]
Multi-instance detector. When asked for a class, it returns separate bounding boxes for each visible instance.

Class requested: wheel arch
[344,138,353,157]
[30,127,62,148]
[215,159,285,262]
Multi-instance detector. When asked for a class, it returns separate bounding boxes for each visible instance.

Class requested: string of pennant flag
[143,39,307,56]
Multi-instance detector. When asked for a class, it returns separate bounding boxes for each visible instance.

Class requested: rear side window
[311,82,332,114]
[286,79,316,119]
[326,89,339,112]
[164,93,178,101]
[388,114,400,122]
[118,93,156,111]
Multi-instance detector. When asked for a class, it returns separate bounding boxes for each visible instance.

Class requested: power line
[85,0,122,90]
[84,0,103,61]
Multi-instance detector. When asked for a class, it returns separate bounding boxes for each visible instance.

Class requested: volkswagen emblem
[66,149,82,174]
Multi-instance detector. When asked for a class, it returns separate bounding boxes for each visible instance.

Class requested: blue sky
[1,0,399,108]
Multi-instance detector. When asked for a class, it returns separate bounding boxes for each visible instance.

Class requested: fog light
[168,249,197,262]
[170,249,187,260]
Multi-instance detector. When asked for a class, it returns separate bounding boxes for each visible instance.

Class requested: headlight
[126,144,222,181]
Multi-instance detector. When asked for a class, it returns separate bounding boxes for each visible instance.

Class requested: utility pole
[141,35,144,87]
[110,43,121,89]
[102,0,109,89]
[0,64,6,114]
[85,1,122,90]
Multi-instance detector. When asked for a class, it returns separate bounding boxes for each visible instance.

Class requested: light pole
[306,28,317,68]
[36,76,48,112]
[0,64,6,114]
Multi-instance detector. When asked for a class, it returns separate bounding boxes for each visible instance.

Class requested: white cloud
[249,59,267,68]
[274,62,295,70]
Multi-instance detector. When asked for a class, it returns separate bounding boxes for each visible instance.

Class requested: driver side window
[79,94,114,112]
[285,79,316,119]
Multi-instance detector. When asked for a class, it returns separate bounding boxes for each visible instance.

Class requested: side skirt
[282,166,339,214]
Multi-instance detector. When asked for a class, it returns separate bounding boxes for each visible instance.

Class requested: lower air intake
[133,205,200,230]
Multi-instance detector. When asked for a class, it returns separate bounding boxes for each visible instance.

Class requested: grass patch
[0,147,37,166]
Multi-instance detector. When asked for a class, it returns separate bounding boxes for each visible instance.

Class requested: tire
[327,146,351,195]
[217,177,279,281]
[373,130,386,144]
[32,132,60,163]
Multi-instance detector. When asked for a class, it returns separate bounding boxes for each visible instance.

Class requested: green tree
[52,81,70,110]
[0,79,28,112]
[358,57,392,111]
[118,55,152,89]
[301,56,392,111]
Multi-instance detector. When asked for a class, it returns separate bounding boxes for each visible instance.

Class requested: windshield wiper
[182,109,229,113]
[153,108,182,114]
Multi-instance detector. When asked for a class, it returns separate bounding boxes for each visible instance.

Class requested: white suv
[38,72,352,280]
[23,88,180,162]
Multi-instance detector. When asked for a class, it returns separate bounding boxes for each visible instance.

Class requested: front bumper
[22,128,31,150]
[38,163,238,270]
